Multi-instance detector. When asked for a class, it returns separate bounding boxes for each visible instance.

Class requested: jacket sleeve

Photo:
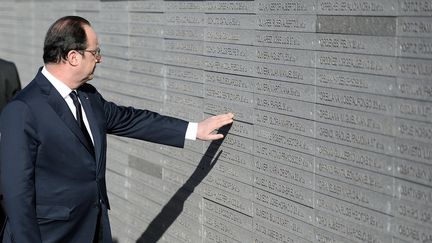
[0,100,42,243]
[99,93,189,148]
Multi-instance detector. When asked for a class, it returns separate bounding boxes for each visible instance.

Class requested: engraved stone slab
[316,158,394,195]
[129,48,164,62]
[211,159,253,185]
[254,203,314,242]
[130,23,163,37]
[204,28,255,45]
[397,77,432,101]
[317,0,397,16]
[254,62,315,85]
[316,175,393,213]
[127,72,163,89]
[204,56,253,76]
[254,172,314,207]
[128,155,162,178]
[397,17,432,37]
[395,137,432,165]
[392,217,432,243]
[160,146,203,167]
[257,14,316,32]
[254,125,315,155]
[205,99,254,123]
[164,39,203,55]
[398,37,432,59]
[206,144,253,170]
[166,65,204,83]
[164,1,203,12]
[314,228,352,243]
[315,193,392,232]
[165,13,206,27]
[315,210,392,243]
[394,158,432,187]
[254,156,314,189]
[316,122,394,155]
[204,172,253,199]
[317,51,396,75]
[256,0,316,14]
[163,103,203,122]
[255,78,315,102]
[395,178,432,206]
[399,0,432,16]
[203,227,240,243]
[254,140,314,172]
[98,22,129,35]
[253,218,311,243]
[165,52,205,69]
[255,109,314,137]
[200,184,253,215]
[219,133,253,154]
[203,199,252,230]
[205,84,254,107]
[206,14,255,29]
[316,104,394,135]
[130,60,164,76]
[163,26,204,40]
[255,46,315,67]
[254,31,315,50]
[317,15,396,36]
[165,92,203,110]
[205,1,255,14]
[316,33,395,56]
[317,87,394,115]
[392,198,432,228]
[166,79,203,97]
[204,42,252,61]
[395,118,432,143]
[226,120,254,139]
[316,69,395,96]
[128,1,164,12]
[398,57,432,80]
[205,71,255,92]
[130,36,163,50]
[255,94,314,119]
[129,13,164,25]
[103,45,129,59]
[396,98,432,122]
[161,156,197,179]
[254,188,314,224]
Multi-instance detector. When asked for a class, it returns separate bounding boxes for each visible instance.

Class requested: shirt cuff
[185,122,198,141]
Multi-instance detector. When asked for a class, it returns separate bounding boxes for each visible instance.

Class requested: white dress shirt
[41,67,197,143]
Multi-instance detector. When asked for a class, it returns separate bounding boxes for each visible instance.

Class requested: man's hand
[197,113,234,141]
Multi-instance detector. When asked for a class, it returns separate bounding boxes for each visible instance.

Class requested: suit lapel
[36,71,95,157]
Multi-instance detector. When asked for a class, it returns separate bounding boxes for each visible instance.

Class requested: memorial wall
[0,0,432,242]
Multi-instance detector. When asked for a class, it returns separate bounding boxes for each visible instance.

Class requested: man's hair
[43,16,91,64]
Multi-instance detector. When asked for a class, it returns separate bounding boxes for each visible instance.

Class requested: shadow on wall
[135,124,232,243]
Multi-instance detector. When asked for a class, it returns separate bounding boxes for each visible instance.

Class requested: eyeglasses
[79,48,101,60]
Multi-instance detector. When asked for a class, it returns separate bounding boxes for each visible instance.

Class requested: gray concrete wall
[1,0,432,242]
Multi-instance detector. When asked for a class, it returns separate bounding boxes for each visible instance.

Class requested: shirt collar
[41,66,73,99]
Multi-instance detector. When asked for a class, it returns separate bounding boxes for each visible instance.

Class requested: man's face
[80,25,101,82]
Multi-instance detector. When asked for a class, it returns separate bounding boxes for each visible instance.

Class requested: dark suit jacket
[0,68,188,243]
[0,58,21,112]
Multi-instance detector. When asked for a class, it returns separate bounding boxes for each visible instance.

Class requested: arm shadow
[135,124,232,243]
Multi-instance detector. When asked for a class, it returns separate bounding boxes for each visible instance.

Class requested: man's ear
[66,50,81,66]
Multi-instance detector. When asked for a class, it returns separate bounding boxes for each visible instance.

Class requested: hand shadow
[135,123,232,243]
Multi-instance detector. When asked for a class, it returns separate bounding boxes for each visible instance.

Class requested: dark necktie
[69,91,94,149]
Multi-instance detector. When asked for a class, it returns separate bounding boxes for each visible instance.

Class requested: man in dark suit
[0,58,21,239]
[0,58,21,112]
[0,16,233,243]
